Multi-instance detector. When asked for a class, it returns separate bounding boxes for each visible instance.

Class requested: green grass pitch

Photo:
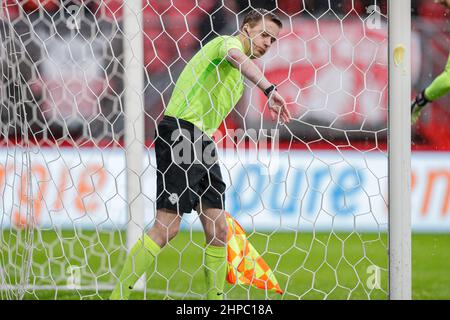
[1,230,450,300]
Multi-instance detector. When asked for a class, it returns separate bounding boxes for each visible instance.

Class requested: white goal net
[0,0,392,300]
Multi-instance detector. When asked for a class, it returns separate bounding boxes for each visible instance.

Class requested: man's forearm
[424,53,450,102]
[226,48,272,91]
[425,70,450,102]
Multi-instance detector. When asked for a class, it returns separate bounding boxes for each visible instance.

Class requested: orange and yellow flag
[225,212,283,295]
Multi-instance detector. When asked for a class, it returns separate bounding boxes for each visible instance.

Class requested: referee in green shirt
[110,8,290,300]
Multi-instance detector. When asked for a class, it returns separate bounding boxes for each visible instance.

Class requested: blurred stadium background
[0,0,450,300]
[2,0,450,150]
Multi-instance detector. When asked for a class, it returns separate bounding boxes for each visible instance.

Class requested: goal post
[123,0,146,292]
[388,0,412,300]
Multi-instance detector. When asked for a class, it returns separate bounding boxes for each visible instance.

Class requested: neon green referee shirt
[164,36,245,137]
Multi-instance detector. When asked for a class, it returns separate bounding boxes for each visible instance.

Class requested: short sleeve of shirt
[218,36,244,59]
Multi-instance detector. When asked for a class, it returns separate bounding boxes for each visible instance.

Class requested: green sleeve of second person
[425,53,450,102]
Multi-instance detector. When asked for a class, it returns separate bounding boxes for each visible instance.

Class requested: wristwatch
[264,84,277,97]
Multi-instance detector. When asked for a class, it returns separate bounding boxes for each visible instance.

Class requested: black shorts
[155,116,226,214]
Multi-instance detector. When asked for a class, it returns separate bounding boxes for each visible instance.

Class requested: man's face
[243,19,280,59]
[438,0,450,10]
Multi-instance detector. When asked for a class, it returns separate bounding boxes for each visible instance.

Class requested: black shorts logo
[168,193,179,205]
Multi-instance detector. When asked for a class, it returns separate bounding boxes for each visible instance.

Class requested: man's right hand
[268,90,291,124]
[411,89,430,125]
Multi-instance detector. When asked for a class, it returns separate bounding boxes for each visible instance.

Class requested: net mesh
[0,0,389,300]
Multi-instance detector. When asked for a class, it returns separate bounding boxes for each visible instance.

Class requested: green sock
[204,245,227,300]
[110,234,160,300]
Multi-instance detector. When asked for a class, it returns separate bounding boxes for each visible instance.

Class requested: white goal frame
[388,0,412,300]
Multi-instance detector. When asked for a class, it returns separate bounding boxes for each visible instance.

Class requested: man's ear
[242,23,250,36]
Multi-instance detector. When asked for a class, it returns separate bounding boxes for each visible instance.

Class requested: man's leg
[110,209,181,300]
[197,204,228,300]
